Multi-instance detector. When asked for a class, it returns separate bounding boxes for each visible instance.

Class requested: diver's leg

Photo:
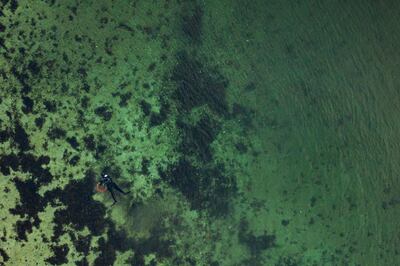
[108,187,117,205]
[112,182,129,194]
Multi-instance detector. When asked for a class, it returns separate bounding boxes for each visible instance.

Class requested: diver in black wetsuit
[99,173,129,205]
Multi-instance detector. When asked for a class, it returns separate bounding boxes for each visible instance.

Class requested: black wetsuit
[99,173,129,205]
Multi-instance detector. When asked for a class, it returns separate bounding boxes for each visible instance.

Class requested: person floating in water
[96,172,129,205]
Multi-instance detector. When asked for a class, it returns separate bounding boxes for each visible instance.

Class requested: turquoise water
[0,0,399,265]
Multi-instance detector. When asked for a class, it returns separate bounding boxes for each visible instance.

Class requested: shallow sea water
[0,0,399,265]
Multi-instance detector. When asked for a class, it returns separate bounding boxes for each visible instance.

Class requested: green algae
[1,0,400,265]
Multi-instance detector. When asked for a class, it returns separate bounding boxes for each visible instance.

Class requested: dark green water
[0,0,399,265]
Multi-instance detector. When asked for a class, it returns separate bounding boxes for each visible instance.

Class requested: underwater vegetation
[0,0,246,264]
[2,0,399,265]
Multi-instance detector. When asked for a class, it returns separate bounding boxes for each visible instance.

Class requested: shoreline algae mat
[1,0,399,265]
